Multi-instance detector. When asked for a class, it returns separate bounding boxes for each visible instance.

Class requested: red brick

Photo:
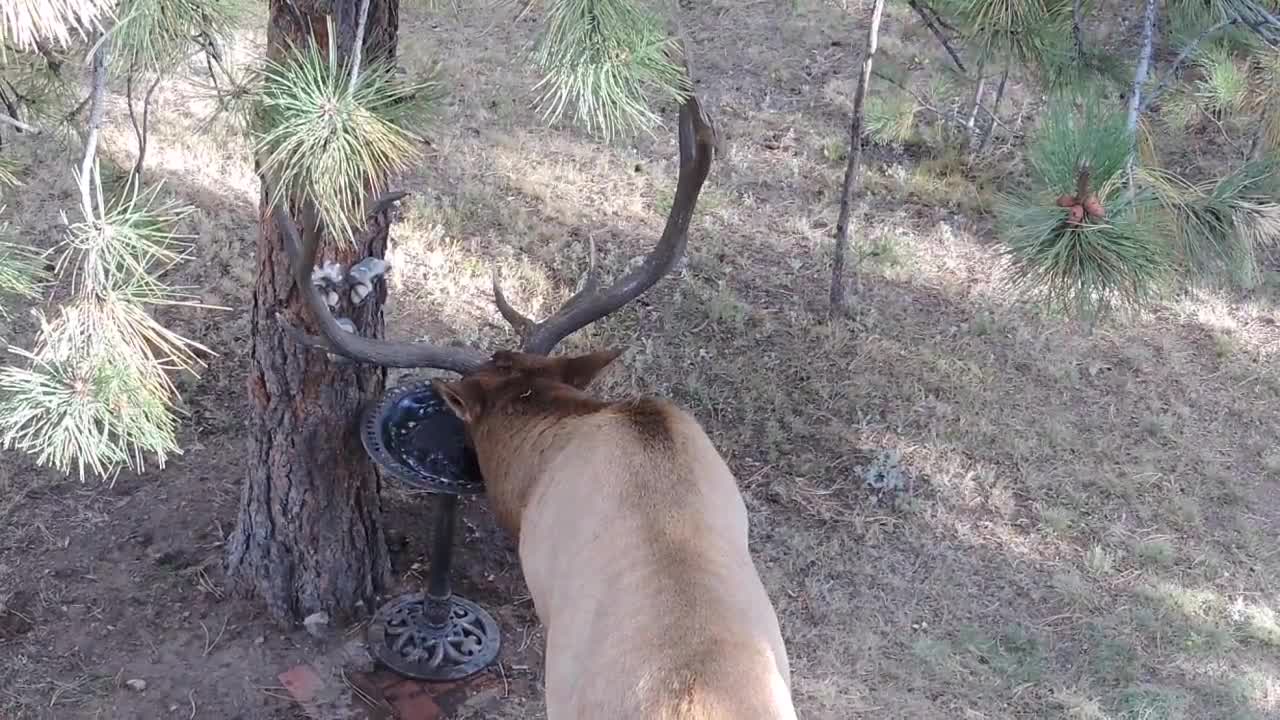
[384,680,443,720]
[278,664,326,706]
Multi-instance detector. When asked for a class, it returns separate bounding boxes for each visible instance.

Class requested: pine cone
[1082,195,1105,219]
[1056,194,1077,208]
[1067,204,1085,225]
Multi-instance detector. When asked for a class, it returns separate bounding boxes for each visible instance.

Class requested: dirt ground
[4,1,1280,719]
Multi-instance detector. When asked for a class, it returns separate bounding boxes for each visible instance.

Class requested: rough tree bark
[830,0,886,313]
[226,0,401,625]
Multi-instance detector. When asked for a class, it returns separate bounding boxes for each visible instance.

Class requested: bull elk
[266,84,798,719]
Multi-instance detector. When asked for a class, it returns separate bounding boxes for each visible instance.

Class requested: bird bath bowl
[361,380,485,497]
[361,381,501,682]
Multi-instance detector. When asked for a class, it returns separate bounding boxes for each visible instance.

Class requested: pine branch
[349,0,372,90]
[0,112,41,134]
[125,71,162,184]
[0,85,16,123]
[35,39,65,76]
[1140,17,1238,115]
[531,0,690,139]
[907,0,966,73]
[79,37,110,221]
[1229,0,1280,45]
[256,40,435,244]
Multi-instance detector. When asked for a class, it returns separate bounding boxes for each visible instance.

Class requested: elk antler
[270,190,490,373]
[493,90,718,355]
[267,83,717,373]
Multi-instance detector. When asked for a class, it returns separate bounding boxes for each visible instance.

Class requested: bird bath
[360,380,501,682]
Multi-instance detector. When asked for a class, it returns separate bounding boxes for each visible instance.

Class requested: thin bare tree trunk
[966,57,986,150]
[831,0,886,313]
[1126,0,1159,137]
[1125,0,1159,197]
[977,61,1009,154]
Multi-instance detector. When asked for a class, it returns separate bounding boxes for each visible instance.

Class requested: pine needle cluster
[0,179,211,482]
[995,99,1170,319]
[111,0,247,71]
[531,0,689,139]
[0,0,112,52]
[996,93,1280,320]
[254,35,442,244]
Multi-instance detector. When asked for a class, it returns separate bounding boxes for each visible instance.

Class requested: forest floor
[3,1,1280,719]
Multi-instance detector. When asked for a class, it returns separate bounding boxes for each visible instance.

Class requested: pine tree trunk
[830,0,886,313]
[226,0,400,626]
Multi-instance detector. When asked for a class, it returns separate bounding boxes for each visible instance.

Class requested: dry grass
[2,0,1280,719]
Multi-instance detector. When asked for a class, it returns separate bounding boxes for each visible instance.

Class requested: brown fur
[434,350,796,720]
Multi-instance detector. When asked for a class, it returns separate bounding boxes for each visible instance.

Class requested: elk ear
[557,349,623,390]
[433,379,484,424]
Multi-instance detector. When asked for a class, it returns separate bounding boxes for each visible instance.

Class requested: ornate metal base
[368,592,501,682]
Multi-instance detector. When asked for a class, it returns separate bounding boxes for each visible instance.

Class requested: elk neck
[467,386,609,537]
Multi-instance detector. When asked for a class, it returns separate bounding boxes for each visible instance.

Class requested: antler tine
[491,264,533,334]
[491,234,599,338]
[578,234,600,293]
[501,90,716,356]
[268,182,489,374]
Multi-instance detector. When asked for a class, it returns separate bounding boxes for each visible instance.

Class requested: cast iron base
[367,591,501,682]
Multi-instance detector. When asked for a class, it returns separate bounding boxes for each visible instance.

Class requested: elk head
[266,85,718,375]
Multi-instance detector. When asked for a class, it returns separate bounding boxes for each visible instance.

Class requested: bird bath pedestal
[360,380,501,682]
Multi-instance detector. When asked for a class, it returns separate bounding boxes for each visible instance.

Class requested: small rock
[303,611,330,638]
[254,635,265,645]
[126,679,147,692]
